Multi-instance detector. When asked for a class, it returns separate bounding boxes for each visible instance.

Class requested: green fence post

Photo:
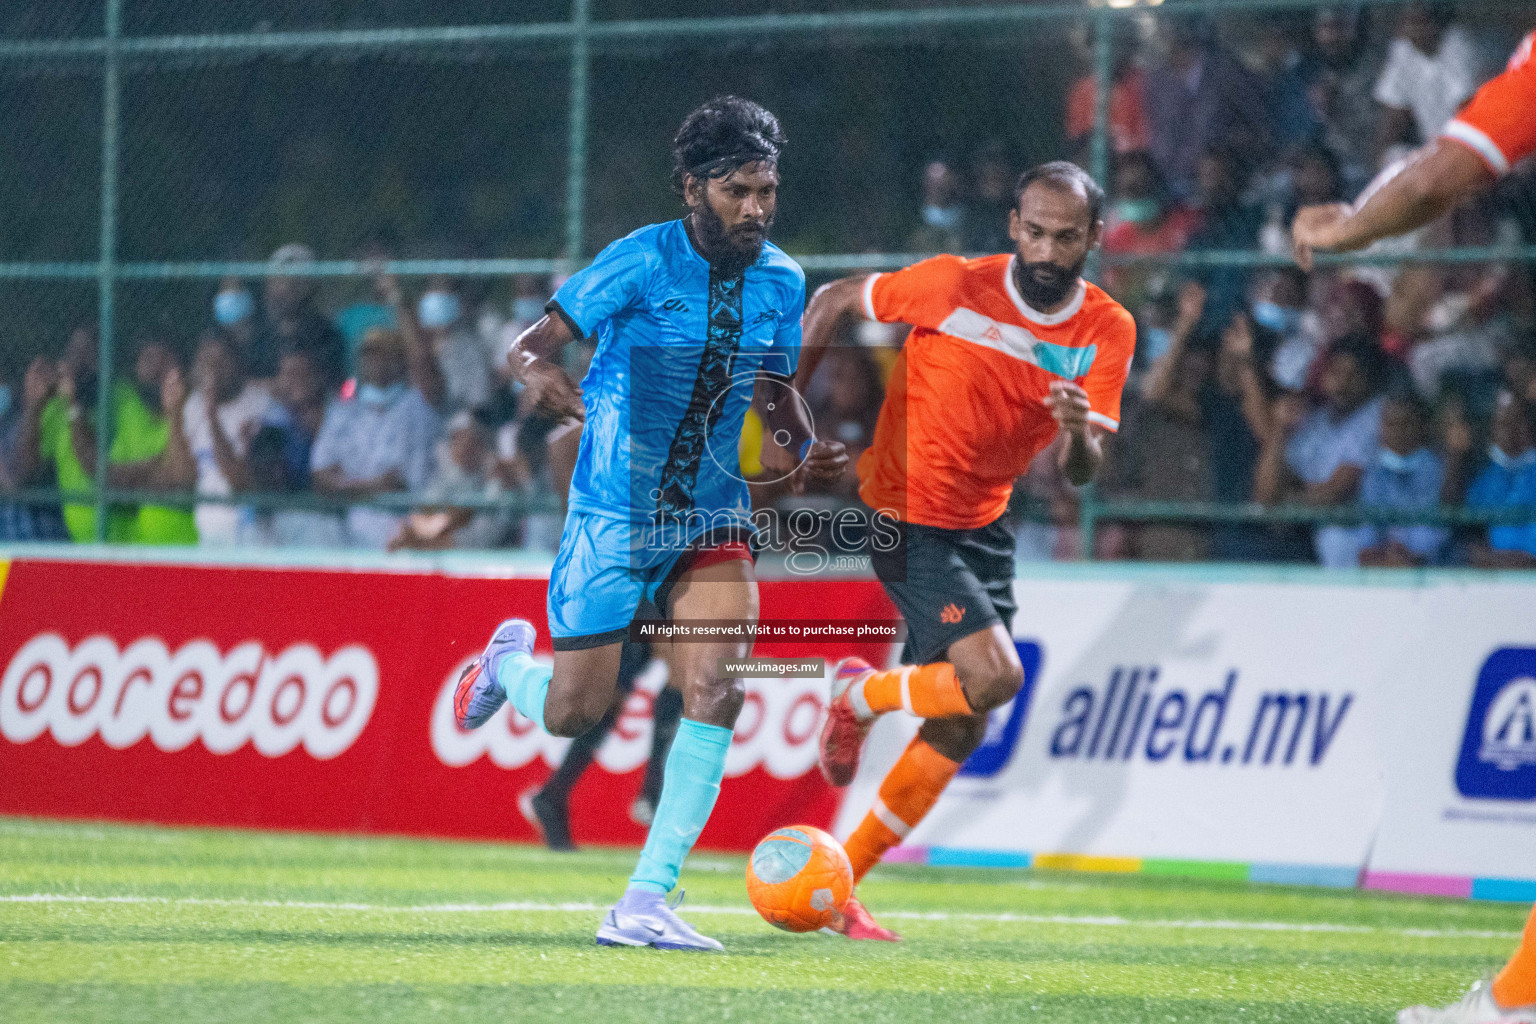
[1085,4,1113,283]
[1078,4,1113,559]
[565,0,591,266]
[94,0,122,543]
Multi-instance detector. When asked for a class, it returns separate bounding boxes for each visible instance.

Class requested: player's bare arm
[795,275,872,392]
[1292,140,1492,271]
[753,369,848,490]
[1044,380,1103,486]
[506,312,585,422]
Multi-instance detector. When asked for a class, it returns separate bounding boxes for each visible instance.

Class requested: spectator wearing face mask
[414,275,491,414]
[1350,391,1449,566]
[1102,151,1200,315]
[212,277,258,364]
[1253,267,1318,391]
[907,159,966,253]
[182,331,275,545]
[1457,390,1536,567]
[310,327,441,548]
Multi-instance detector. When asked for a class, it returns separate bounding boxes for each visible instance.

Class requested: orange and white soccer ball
[745,825,854,932]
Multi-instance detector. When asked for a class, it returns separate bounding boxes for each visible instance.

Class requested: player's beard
[691,201,771,279]
[1014,254,1086,310]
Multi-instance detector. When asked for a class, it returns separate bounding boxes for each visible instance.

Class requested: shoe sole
[594,934,722,952]
[452,662,497,730]
[819,658,873,786]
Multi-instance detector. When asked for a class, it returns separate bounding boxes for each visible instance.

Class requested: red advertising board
[0,557,897,851]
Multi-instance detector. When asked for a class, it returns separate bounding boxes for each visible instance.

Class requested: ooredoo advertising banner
[0,557,896,852]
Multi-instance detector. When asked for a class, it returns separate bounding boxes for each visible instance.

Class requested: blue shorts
[546,511,754,651]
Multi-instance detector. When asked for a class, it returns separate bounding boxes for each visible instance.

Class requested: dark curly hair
[671,96,785,196]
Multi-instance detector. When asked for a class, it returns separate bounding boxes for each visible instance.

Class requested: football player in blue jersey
[452,96,847,951]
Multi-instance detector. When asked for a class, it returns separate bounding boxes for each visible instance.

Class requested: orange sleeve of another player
[1079,305,1136,433]
[1442,31,1536,176]
[862,255,967,330]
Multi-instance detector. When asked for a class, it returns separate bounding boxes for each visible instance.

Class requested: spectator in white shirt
[415,275,491,415]
[311,327,440,548]
[1373,2,1483,155]
[183,332,275,545]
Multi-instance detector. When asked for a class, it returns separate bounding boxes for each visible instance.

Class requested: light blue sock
[491,651,552,730]
[629,718,733,894]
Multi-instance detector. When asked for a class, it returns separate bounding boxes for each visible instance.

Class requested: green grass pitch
[0,816,1526,1023]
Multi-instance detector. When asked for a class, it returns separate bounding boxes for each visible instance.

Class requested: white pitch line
[0,894,1519,940]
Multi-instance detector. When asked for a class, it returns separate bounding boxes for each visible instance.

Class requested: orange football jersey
[1443,30,1536,175]
[855,253,1135,530]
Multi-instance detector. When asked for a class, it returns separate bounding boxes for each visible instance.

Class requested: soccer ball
[745,825,854,932]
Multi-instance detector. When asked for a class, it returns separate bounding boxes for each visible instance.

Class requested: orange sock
[842,736,961,881]
[1493,905,1536,1009]
[852,662,972,720]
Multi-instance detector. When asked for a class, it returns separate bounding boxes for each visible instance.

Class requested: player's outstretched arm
[506,313,586,422]
[794,275,872,396]
[1292,139,1492,271]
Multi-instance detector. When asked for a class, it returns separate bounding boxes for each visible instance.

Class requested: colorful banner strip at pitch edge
[881,847,1536,902]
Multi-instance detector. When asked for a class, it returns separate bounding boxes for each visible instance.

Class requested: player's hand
[1291,203,1351,272]
[521,360,585,423]
[797,439,849,491]
[56,371,76,406]
[1043,380,1091,436]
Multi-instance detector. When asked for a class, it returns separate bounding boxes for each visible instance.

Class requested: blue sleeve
[550,237,653,339]
[763,273,805,380]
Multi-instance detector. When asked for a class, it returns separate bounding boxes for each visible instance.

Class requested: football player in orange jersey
[1293,30,1536,271]
[1295,31,1536,1024]
[793,162,1135,940]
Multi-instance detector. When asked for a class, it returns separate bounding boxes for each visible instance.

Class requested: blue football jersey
[551,219,805,527]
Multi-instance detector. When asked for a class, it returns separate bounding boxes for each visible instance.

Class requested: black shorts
[869,514,1017,666]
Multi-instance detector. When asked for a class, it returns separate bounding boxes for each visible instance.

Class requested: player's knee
[956,652,1024,715]
[543,692,609,738]
[683,676,746,726]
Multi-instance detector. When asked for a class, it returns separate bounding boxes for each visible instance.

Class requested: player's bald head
[1013,161,1104,229]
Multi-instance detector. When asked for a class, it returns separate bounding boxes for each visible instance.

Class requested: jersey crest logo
[940,603,966,625]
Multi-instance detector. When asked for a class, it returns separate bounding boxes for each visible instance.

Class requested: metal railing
[3,0,1533,553]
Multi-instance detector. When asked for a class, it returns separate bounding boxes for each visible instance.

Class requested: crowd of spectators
[1054,1,1536,567]
[1,2,1533,567]
[0,245,579,553]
